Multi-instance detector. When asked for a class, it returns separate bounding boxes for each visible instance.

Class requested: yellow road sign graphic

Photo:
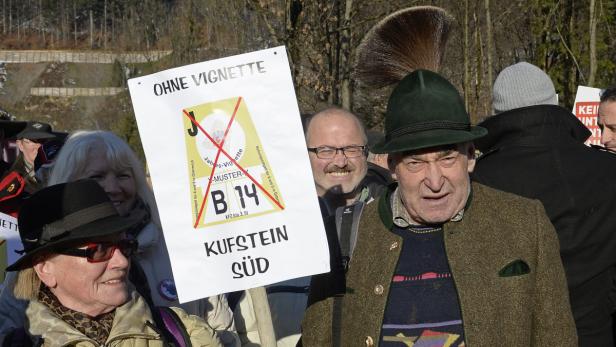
[183,97,284,228]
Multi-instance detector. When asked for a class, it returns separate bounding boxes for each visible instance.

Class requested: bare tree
[103,0,108,49]
[588,0,597,86]
[463,0,470,109]
[73,0,76,46]
[484,0,493,93]
[474,11,484,117]
[8,0,11,34]
[340,0,354,109]
[89,9,93,48]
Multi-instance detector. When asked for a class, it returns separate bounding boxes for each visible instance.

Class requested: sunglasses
[56,239,138,263]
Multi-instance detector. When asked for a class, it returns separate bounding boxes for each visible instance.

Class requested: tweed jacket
[18,290,223,347]
[302,182,577,346]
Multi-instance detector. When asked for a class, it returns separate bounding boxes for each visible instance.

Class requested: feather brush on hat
[355,6,453,88]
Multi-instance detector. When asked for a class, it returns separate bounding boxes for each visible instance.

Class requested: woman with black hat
[1,180,223,346]
[49,130,239,344]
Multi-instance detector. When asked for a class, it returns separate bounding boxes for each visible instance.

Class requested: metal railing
[30,87,125,97]
[0,50,172,64]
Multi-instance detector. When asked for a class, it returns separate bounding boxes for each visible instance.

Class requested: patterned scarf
[38,286,115,344]
[127,198,152,237]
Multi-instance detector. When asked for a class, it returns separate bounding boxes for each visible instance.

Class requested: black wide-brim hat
[0,120,26,139]
[13,121,56,141]
[372,70,487,154]
[6,180,145,271]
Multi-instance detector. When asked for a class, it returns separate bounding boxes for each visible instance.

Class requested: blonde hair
[47,130,161,228]
[13,268,41,300]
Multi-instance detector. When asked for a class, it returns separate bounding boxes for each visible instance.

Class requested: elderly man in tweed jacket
[301,69,577,347]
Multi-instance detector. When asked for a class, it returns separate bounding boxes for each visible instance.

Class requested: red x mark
[183,97,284,228]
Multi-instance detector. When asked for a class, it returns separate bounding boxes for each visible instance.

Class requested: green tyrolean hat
[372,70,487,154]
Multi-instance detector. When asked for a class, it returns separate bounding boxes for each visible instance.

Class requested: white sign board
[128,46,329,302]
[572,86,603,146]
[0,212,21,266]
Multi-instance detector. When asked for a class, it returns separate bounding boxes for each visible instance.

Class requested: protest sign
[128,46,329,302]
[573,86,603,146]
[0,212,21,267]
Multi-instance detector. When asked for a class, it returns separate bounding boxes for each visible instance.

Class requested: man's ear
[15,139,25,153]
[33,259,57,288]
[466,142,477,173]
[387,154,398,181]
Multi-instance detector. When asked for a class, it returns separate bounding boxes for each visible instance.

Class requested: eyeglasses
[56,239,138,263]
[307,145,366,159]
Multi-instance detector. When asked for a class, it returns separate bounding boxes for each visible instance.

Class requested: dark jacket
[473,104,616,346]
[302,182,576,346]
[8,154,40,194]
[0,156,34,217]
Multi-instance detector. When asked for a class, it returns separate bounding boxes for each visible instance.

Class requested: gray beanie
[492,62,558,114]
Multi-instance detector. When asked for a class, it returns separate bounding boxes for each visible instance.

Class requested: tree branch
[555,24,586,83]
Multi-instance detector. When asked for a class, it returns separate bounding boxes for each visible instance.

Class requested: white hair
[47,130,160,228]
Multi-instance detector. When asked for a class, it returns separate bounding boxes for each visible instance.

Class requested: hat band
[38,203,118,243]
[386,120,470,141]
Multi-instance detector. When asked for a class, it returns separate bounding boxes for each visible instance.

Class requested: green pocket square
[499,259,531,277]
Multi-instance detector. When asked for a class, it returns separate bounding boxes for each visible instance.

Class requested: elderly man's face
[598,100,616,151]
[391,143,475,225]
[35,240,131,317]
[306,112,368,201]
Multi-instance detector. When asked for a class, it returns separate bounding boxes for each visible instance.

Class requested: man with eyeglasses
[305,107,379,215]
[256,108,386,347]
[0,180,223,346]
[302,69,576,346]
[303,107,388,292]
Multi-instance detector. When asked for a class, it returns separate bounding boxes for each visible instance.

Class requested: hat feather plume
[355,6,453,88]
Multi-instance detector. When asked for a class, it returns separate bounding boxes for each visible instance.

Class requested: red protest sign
[572,86,603,146]
[574,101,601,145]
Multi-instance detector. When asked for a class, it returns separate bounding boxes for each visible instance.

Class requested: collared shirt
[391,187,465,228]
